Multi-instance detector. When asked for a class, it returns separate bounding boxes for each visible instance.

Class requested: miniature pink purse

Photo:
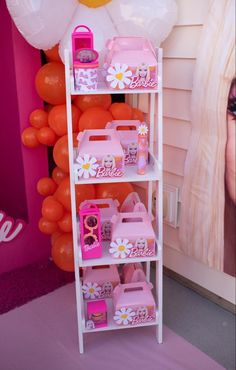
[79,203,102,260]
[112,282,156,326]
[110,211,156,259]
[76,129,125,179]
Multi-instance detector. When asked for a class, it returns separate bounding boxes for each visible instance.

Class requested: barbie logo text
[0,211,25,243]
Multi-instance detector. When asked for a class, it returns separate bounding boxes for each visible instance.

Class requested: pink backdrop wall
[0,2,51,274]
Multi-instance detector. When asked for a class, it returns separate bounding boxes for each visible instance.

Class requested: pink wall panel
[0,2,51,274]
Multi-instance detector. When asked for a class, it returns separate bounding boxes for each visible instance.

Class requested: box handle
[73,25,91,33]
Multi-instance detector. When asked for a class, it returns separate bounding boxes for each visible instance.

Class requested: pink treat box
[82,265,120,300]
[80,198,119,241]
[104,37,158,90]
[122,263,146,284]
[110,211,156,259]
[112,282,156,326]
[76,129,125,179]
[106,120,139,165]
[87,300,107,328]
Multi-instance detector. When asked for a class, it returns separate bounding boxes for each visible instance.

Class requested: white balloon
[106,0,177,47]
[59,4,118,64]
[5,0,78,50]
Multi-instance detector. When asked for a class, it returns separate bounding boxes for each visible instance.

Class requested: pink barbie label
[113,305,155,326]
[82,281,115,299]
[109,238,155,259]
[75,154,124,179]
[129,76,157,89]
[83,241,100,252]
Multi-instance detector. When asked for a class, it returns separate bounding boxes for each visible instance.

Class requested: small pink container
[80,198,119,241]
[79,203,102,260]
[104,37,158,90]
[110,211,156,259]
[72,25,99,91]
[122,263,146,284]
[82,265,120,300]
[112,282,156,326]
[106,120,139,165]
[87,300,107,328]
[76,129,125,180]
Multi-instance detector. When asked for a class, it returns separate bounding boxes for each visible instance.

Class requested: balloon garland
[21,47,140,271]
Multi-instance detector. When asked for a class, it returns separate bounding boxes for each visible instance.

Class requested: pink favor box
[80,198,119,241]
[104,37,158,90]
[112,282,156,326]
[110,211,156,259]
[82,265,120,300]
[122,263,146,284]
[76,129,125,179]
[106,120,139,165]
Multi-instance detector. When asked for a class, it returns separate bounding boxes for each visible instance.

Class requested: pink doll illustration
[76,49,98,63]
[102,281,113,296]
[86,320,95,330]
[102,221,112,240]
[136,63,150,82]
[128,142,138,159]
[135,238,148,250]
[137,306,148,319]
[102,154,115,169]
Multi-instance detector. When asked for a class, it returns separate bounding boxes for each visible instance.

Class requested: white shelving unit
[65,48,163,354]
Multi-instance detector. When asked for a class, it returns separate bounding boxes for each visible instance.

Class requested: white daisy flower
[106,63,132,90]
[138,124,149,136]
[82,282,101,299]
[113,307,135,325]
[76,154,98,179]
[109,238,133,259]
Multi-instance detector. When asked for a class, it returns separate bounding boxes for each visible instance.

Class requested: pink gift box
[82,265,120,300]
[110,211,156,259]
[106,120,139,165]
[76,129,125,179]
[112,282,156,326]
[87,300,107,328]
[80,198,119,241]
[122,263,146,284]
[104,37,158,90]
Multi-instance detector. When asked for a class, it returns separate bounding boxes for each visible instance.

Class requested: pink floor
[0,284,224,370]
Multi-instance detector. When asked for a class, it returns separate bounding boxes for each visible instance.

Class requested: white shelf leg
[65,49,84,354]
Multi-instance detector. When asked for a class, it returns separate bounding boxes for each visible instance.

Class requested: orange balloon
[53,135,69,172]
[21,127,40,148]
[35,62,66,105]
[51,231,63,246]
[79,107,113,131]
[44,44,61,62]
[39,217,58,235]
[51,233,74,272]
[37,177,57,196]
[48,104,81,136]
[37,127,57,146]
[58,212,72,233]
[42,196,64,222]
[95,182,134,206]
[55,177,95,211]
[132,108,145,122]
[74,94,112,112]
[109,103,133,120]
[29,109,48,129]
[52,166,68,185]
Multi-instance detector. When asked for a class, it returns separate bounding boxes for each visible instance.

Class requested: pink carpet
[0,284,225,370]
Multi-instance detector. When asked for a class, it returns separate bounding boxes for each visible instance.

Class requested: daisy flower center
[115,72,123,81]
[82,163,90,170]
[121,314,128,319]
[118,245,125,252]
[89,288,95,294]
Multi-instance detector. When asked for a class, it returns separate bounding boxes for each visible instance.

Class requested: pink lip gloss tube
[137,134,148,175]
